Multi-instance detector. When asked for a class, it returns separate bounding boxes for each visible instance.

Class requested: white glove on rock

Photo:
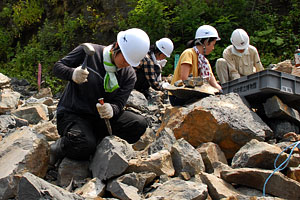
[161,81,171,89]
[157,59,167,68]
[72,66,89,84]
[96,103,113,119]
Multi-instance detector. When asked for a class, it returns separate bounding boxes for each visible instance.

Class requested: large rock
[197,142,228,173]
[0,115,16,133]
[287,166,300,182]
[232,139,300,169]
[126,150,175,177]
[90,136,136,181]
[159,93,272,158]
[107,181,141,200]
[221,168,300,200]
[148,178,208,200]
[57,158,90,187]
[143,127,177,156]
[171,138,205,176]
[0,89,21,114]
[12,104,48,124]
[0,73,11,87]
[263,96,300,125]
[267,119,299,139]
[74,177,105,199]
[0,127,49,199]
[18,172,84,200]
[127,90,149,112]
[109,172,156,194]
[33,121,60,141]
[107,172,155,200]
[199,172,240,199]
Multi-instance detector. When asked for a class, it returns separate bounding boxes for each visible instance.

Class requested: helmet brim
[233,42,249,50]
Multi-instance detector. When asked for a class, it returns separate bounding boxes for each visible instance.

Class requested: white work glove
[96,103,113,119]
[72,66,89,84]
[157,59,167,68]
[161,81,170,89]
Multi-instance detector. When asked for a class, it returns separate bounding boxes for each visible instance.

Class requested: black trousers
[56,110,147,160]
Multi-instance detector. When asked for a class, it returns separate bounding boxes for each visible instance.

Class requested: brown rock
[287,166,300,183]
[197,142,228,173]
[221,168,300,200]
[159,93,271,158]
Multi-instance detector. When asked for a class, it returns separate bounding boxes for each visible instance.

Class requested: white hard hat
[230,29,249,50]
[155,38,174,57]
[195,25,220,41]
[117,28,150,67]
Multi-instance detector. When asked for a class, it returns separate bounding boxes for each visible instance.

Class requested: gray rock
[0,127,49,199]
[232,139,299,169]
[197,142,228,173]
[199,172,240,199]
[12,104,49,124]
[18,172,84,200]
[171,138,205,176]
[90,136,135,181]
[148,178,208,200]
[57,157,91,187]
[144,127,176,156]
[0,115,16,133]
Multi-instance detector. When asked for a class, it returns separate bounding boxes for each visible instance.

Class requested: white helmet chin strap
[203,45,206,55]
[195,39,207,55]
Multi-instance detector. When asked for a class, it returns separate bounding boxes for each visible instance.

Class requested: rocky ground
[1,69,300,200]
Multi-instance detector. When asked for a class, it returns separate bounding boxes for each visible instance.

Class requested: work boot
[49,138,66,166]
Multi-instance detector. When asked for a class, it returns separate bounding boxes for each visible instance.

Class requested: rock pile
[0,72,300,200]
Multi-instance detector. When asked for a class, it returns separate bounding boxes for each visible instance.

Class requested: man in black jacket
[50,28,150,164]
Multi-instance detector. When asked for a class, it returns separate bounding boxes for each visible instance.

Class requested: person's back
[216,29,264,84]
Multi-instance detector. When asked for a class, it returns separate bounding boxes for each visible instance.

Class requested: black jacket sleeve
[53,45,85,81]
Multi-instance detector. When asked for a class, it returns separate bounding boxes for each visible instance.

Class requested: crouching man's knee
[114,111,148,144]
[63,124,97,160]
[216,58,229,84]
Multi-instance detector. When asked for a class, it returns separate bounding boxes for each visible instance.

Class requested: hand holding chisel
[97,98,113,136]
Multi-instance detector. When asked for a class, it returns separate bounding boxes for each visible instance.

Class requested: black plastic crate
[221,69,300,109]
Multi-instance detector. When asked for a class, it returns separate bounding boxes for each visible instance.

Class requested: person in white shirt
[216,29,264,84]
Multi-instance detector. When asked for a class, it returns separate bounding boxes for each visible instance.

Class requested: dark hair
[186,37,217,48]
[112,42,120,51]
[150,44,162,55]
[112,42,122,55]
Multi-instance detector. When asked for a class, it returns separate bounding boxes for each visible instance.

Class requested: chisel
[98,98,113,136]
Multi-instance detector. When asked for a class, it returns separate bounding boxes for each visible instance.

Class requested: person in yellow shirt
[216,29,264,84]
[169,25,222,106]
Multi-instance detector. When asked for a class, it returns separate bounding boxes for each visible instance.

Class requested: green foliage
[12,0,44,35]
[171,0,208,42]
[0,0,299,94]
[3,38,45,84]
[118,0,299,76]
[1,11,88,94]
[117,0,171,42]
[0,28,14,62]
[0,5,14,62]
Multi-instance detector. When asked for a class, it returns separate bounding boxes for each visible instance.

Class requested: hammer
[81,43,95,69]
